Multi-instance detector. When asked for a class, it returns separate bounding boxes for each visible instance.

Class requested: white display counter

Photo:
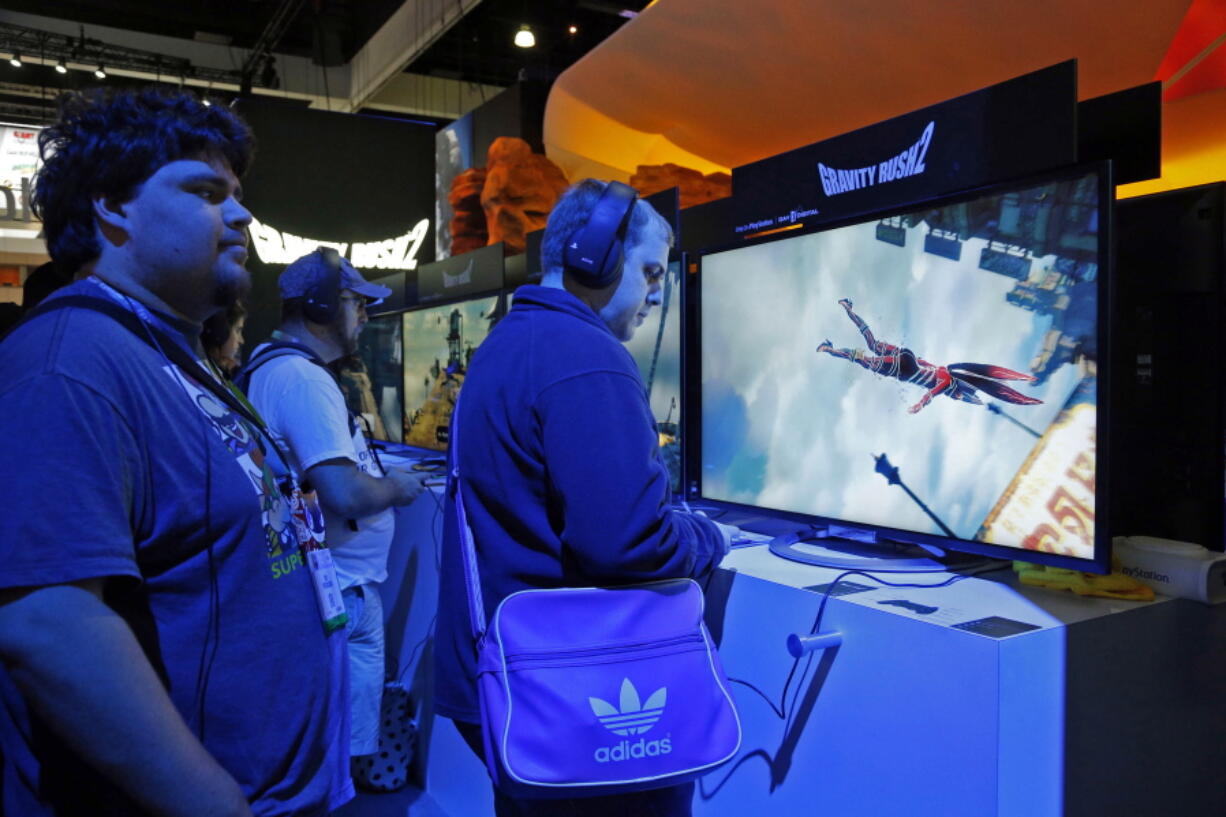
[377,489,1226,817]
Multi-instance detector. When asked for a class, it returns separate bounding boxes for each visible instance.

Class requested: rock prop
[630,163,732,208]
[481,137,570,255]
[448,167,489,256]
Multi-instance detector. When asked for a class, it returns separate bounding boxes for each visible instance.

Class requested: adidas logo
[588,678,666,736]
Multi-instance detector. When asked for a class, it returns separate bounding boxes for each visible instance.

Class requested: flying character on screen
[815,298,1042,415]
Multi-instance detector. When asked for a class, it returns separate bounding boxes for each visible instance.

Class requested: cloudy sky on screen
[700,210,1092,542]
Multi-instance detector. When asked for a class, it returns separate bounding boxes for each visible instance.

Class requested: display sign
[416,242,503,303]
[234,99,436,346]
[248,216,430,270]
[366,271,407,316]
[504,229,544,289]
[0,125,40,223]
[732,61,1077,236]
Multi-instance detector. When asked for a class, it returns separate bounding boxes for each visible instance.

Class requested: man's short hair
[32,88,255,274]
[539,179,673,281]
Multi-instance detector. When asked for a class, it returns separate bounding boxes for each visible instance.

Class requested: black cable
[397,614,436,685]
[727,677,785,720]
[426,479,445,571]
[385,474,446,686]
[698,748,774,801]
[725,565,997,735]
[706,563,989,798]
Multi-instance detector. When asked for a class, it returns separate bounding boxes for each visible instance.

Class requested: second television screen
[623,258,683,491]
[401,295,504,450]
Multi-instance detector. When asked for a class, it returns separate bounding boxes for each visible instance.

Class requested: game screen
[348,313,403,442]
[699,169,1102,560]
[623,259,684,491]
[401,294,505,450]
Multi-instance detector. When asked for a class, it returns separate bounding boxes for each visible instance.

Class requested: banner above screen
[731,61,1077,237]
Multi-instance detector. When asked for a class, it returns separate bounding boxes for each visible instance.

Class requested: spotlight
[202,96,212,107]
[568,24,578,35]
[514,25,535,48]
[55,59,67,74]
[8,52,21,68]
[94,64,107,79]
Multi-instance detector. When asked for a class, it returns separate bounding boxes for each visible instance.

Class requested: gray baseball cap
[278,248,392,304]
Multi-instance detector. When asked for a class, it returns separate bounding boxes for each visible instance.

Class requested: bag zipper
[504,632,705,669]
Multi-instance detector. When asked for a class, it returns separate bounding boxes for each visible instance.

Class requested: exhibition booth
[342,54,1226,816]
[0,122,47,304]
[3,2,1225,814]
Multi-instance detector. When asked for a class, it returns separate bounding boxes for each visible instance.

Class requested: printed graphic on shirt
[292,488,328,550]
[163,365,304,576]
[353,429,384,478]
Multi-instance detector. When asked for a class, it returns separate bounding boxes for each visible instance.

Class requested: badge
[292,484,348,633]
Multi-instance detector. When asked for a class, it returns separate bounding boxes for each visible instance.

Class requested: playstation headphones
[301,246,344,324]
[562,180,638,289]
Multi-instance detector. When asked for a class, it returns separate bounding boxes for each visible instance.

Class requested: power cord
[708,563,1004,798]
[393,479,447,685]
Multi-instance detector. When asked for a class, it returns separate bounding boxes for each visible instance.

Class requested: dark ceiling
[0,0,650,91]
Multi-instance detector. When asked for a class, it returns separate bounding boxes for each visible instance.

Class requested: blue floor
[334,785,452,817]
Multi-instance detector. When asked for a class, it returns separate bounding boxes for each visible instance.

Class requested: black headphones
[562,181,638,289]
[301,247,344,324]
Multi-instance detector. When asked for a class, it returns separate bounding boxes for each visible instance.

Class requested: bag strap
[234,339,325,390]
[236,340,359,439]
[448,395,488,640]
[20,294,290,467]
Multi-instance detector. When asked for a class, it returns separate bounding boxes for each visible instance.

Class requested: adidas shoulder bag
[450,402,742,798]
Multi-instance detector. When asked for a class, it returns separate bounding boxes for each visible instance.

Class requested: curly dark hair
[32,88,255,274]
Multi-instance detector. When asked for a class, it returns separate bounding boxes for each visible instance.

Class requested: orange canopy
[545,0,1223,198]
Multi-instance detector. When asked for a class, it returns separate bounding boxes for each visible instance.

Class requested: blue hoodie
[434,285,724,722]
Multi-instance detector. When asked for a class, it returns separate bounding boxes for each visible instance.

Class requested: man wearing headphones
[435,180,734,816]
[241,248,428,775]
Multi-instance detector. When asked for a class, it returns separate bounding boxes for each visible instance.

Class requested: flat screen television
[349,312,404,442]
[623,257,684,491]
[689,163,1111,572]
[401,293,507,450]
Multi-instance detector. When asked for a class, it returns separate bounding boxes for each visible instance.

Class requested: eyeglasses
[339,295,368,312]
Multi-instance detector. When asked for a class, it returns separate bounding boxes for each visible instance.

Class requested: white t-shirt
[246,346,394,589]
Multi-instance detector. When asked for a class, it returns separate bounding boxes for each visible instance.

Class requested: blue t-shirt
[433,285,725,722]
[0,280,352,816]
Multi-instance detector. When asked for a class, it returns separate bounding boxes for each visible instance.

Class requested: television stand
[768,525,1004,573]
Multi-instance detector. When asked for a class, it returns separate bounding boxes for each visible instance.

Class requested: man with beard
[0,90,352,816]
[241,248,427,776]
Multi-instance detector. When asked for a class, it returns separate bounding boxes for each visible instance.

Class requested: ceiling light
[514,25,535,48]
[94,64,107,80]
[55,59,67,74]
[8,52,21,68]
[618,9,638,18]
[568,24,578,35]
[203,98,212,107]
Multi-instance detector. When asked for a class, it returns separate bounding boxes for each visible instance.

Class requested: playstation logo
[588,678,666,736]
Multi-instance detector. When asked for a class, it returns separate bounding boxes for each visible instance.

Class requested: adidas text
[593,737,672,763]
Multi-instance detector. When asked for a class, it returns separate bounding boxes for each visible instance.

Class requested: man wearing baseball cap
[240,247,427,776]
